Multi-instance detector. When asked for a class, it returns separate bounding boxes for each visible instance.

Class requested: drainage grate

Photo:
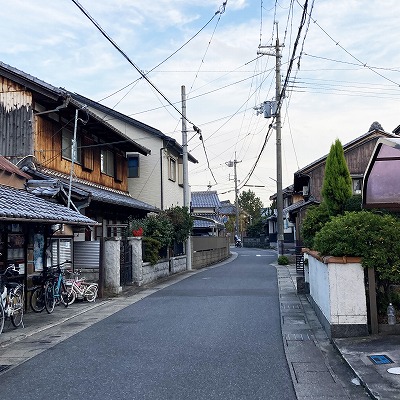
[368,355,394,365]
[0,365,11,373]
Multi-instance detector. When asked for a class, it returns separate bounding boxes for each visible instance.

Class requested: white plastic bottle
[387,303,396,325]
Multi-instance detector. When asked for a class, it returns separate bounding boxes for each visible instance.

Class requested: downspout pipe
[160,148,165,210]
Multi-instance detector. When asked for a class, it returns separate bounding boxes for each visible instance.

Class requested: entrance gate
[120,239,132,286]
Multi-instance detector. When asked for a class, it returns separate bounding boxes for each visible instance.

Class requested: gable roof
[0,62,151,156]
[0,61,63,100]
[295,129,397,175]
[191,191,221,209]
[70,93,198,164]
[0,184,97,225]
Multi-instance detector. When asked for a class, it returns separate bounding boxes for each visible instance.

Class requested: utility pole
[181,85,192,270]
[258,28,285,256]
[226,154,241,238]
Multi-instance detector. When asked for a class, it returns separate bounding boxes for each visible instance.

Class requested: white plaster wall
[84,106,184,209]
[328,262,367,324]
[308,256,331,321]
[308,255,367,325]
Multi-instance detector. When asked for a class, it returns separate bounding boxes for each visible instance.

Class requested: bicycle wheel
[0,299,4,334]
[60,282,75,306]
[44,281,56,314]
[84,284,98,302]
[30,286,45,313]
[10,286,24,327]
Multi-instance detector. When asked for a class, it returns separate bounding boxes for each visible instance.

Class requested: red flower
[132,227,144,237]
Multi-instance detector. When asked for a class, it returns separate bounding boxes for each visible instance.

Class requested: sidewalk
[278,263,400,400]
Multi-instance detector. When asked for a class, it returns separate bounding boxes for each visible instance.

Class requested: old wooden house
[289,123,398,245]
[0,155,96,288]
[0,61,156,273]
[70,93,198,210]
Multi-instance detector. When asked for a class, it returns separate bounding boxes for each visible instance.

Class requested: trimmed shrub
[344,194,362,212]
[278,255,290,265]
[313,211,400,316]
[301,203,331,249]
[142,237,162,265]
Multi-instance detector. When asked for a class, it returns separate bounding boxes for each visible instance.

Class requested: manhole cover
[368,355,394,365]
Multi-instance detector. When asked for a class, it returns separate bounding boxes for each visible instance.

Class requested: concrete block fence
[103,237,230,293]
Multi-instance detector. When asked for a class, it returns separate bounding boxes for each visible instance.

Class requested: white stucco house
[71,93,198,210]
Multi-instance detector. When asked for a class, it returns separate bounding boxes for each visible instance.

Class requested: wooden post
[368,267,378,334]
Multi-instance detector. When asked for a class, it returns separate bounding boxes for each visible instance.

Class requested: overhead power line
[99,4,227,103]
[296,0,400,87]
[71,0,197,127]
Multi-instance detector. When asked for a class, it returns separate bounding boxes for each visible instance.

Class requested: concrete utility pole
[181,85,192,270]
[226,155,241,237]
[258,29,285,256]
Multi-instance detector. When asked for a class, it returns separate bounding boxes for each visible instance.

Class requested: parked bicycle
[0,264,24,334]
[43,260,72,314]
[64,269,98,305]
[29,267,52,313]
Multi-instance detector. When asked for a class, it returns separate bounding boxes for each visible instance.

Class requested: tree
[238,190,264,237]
[164,206,193,243]
[321,139,352,216]
[238,190,264,220]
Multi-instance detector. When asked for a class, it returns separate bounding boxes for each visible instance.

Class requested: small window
[101,148,115,176]
[62,128,81,163]
[168,157,176,181]
[128,155,139,178]
[352,178,362,194]
[82,134,94,171]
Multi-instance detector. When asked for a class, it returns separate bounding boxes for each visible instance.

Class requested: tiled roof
[219,200,236,215]
[193,213,225,228]
[0,184,97,225]
[191,191,221,208]
[32,167,158,212]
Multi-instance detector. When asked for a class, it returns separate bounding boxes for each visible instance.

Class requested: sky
[1,0,400,206]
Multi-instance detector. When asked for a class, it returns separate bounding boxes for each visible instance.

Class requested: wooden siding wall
[34,116,129,191]
[0,77,33,159]
[344,139,378,175]
[307,136,382,202]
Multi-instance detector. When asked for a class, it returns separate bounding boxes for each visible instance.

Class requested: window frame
[352,177,363,195]
[128,154,140,178]
[100,147,115,177]
[168,157,177,182]
[62,128,82,164]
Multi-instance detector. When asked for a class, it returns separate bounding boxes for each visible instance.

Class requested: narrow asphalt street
[1,248,296,400]
[0,248,374,399]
